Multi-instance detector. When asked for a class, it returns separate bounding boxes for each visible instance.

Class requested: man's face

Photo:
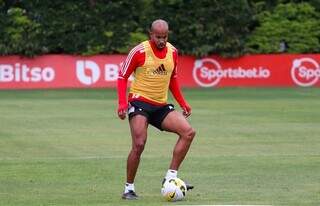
[150,27,168,50]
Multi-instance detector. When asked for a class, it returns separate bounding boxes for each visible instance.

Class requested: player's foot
[161,178,166,186]
[162,178,194,191]
[185,181,194,190]
[122,190,138,200]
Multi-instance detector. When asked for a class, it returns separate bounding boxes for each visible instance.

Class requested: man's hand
[182,104,191,118]
[117,103,128,120]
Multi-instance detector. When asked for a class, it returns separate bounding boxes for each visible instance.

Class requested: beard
[157,42,166,49]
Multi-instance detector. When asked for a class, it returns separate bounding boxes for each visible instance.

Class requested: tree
[1,0,318,56]
[146,0,254,57]
[0,5,42,56]
[246,2,320,53]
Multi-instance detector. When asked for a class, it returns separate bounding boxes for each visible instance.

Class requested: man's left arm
[169,70,191,118]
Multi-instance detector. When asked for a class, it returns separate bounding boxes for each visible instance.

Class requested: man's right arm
[117,44,144,119]
[117,77,128,120]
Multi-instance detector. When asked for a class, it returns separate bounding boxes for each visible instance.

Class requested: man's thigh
[129,114,149,140]
[161,110,192,134]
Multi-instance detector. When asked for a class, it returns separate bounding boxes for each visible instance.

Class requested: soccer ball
[161,177,187,201]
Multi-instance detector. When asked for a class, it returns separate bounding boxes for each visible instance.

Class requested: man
[117,19,196,200]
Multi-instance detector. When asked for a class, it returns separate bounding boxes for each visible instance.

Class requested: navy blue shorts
[128,100,175,130]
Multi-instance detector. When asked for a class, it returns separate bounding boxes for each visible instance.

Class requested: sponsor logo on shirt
[153,64,167,75]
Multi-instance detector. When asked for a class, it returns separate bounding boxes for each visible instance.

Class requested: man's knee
[188,127,196,139]
[182,127,196,141]
[132,139,146,155]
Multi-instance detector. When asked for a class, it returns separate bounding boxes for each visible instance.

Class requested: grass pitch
[0,88,319,206]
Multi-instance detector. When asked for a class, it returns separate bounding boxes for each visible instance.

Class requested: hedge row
[0,0,319,57]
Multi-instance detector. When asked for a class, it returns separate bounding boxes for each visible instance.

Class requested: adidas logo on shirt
[153,64,167,75]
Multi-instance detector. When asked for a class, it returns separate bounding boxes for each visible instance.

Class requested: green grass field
[0,88,319,206]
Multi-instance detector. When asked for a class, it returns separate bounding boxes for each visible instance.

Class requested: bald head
[151,19,169,32]
[150,19,169,50]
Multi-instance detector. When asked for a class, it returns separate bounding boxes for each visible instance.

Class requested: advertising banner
[0,54,320,89]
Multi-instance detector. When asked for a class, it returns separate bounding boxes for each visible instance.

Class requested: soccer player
[117,19,196,200]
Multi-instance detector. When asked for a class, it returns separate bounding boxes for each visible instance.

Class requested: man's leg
[122,114,148,200]
[161,110,196,170]
[127,114,148,182]
[161,110,195,190]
